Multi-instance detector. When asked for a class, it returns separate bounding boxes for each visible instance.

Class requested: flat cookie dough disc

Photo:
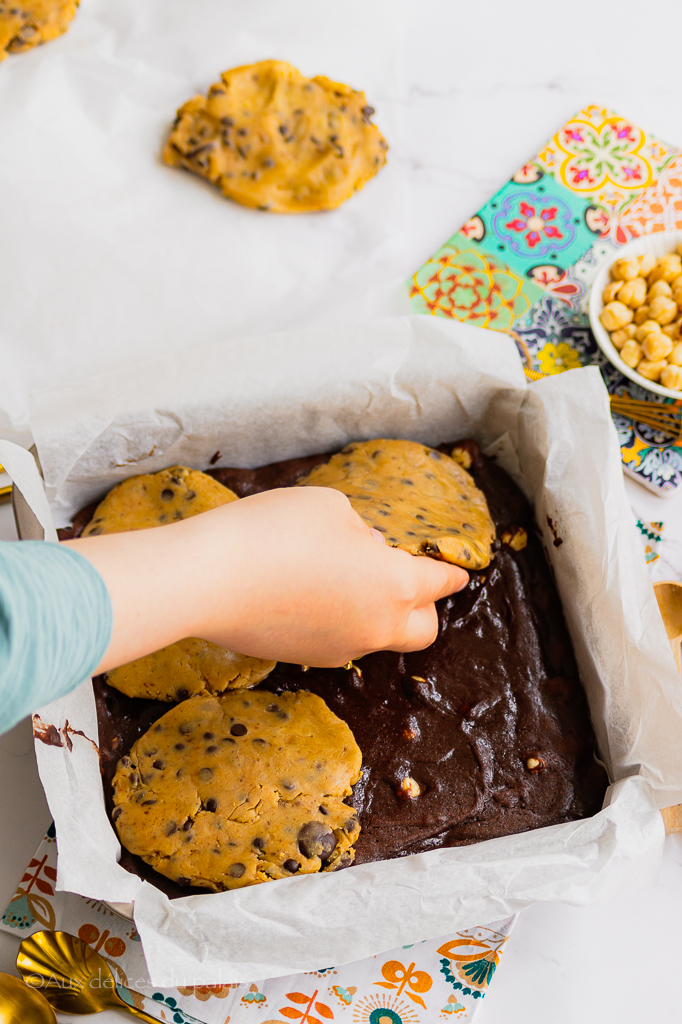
[82,466,276,700]
[82,465,239,535]
[0,0,79,59]
[298,439,496,570]
[112,690,362,891]
[162,59,388,213]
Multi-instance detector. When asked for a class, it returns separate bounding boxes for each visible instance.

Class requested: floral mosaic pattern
[477,174,602,276]
[619,153,682,239]
[409,237,540,328]
[409,103,682,494]
[1,829,516,1024]
[537,104,676,213]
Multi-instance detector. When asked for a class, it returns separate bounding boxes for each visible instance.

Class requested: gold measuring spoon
[17,931,163,1023]
[0,972,56,1024]
[654,580,682,835]
[654,579,682,676]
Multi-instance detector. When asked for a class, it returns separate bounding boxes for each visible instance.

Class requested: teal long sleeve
[0,541,112,735]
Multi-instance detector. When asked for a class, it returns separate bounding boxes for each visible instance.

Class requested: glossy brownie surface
[66,440,607,894]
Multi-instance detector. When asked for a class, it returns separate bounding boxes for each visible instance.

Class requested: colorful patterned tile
[619,152,682,239]
[409,232,543,328]
[537,104,677,215]
[475,172,606,279]
[512,295,682,494]
[409,103,682,494]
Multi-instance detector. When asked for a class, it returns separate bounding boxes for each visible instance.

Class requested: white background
[1,0,682,1020]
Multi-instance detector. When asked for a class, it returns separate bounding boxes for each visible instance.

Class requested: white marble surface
[1,0,682,1020]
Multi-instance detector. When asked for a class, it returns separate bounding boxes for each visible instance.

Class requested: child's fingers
[388,604,440,653]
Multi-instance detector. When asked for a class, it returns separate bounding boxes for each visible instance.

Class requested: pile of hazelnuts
[599,246,682,392]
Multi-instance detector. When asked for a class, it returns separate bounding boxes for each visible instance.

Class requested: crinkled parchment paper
[12,315,681,984]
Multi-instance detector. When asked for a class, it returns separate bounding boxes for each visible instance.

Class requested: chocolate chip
[222,736,236,744]
[278,125,288,135]
[179,722,193,734]
[165,821,178,836]
[142,798,157,806]
[176,689,189,701]
[252,737,266,745]
[319,804,329,815]
[220,116,234,127]
[298,821,336,861]
[229,863,245,878]
[237,127,247,136]
[87,526,103,535]
[329,134,338,143]
[174,743,185,751]
[154,724,163,733]
[281,778,296,790]
[177,877,192,886]
[237,146,247,159]
[203,731,215,740]
[283,859,300,873]
[183,819,193,831]
[161,488,174,501]
[361,105,375,118]
[262,157,275,168]
[230,723,247,737]
[205,798,218,812]
[462,523,475,532]
[344,817,358,831]
[129,772,139,786]
[120,756,131,768]
[253,837,265,849]
[199,767,214,781]
[277,711,289,721]
[266,703,280,713]
[112,806,122,821]
[176,768,184,778]
[205,745,218,754]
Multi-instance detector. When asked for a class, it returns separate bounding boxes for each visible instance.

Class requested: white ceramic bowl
[588,230,682,400]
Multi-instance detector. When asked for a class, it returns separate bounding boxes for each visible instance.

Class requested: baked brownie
[65,440,607,895]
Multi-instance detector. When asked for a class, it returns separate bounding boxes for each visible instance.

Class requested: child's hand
[66,486,468,673]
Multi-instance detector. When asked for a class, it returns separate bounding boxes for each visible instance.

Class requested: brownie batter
[66,440,607,895]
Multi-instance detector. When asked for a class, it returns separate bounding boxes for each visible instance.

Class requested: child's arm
[65,486,468,673]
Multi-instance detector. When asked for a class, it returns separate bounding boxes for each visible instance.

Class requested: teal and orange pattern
[409,104,682,495]
[1,830,515,1024]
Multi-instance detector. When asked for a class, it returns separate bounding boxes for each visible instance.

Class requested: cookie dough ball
[648,296,678,326]
[600,301,633,332]
[112,690,362,891]
[610,258,640,282]
[661,364,682,391]
[83,467,276,699]
[618,277,647,309]
[642,332,673,361]
[620,340,643,368]
[163,59,388,213]
[637,358,667,382]
[298,439,496,570]
[0,0,79,60]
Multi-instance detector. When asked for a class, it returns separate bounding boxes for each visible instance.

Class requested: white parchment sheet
[0,0,408,432]
[21,315,682,984]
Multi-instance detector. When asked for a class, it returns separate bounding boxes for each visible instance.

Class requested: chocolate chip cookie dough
[112,690,362,891]
[82,466,276,701]
[162,59,388,213]
[0,0,78,60]
[298,439,496,570]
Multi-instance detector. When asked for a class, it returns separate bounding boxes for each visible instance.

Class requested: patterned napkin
[410,104,682,495]
[0,824,516,1023]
